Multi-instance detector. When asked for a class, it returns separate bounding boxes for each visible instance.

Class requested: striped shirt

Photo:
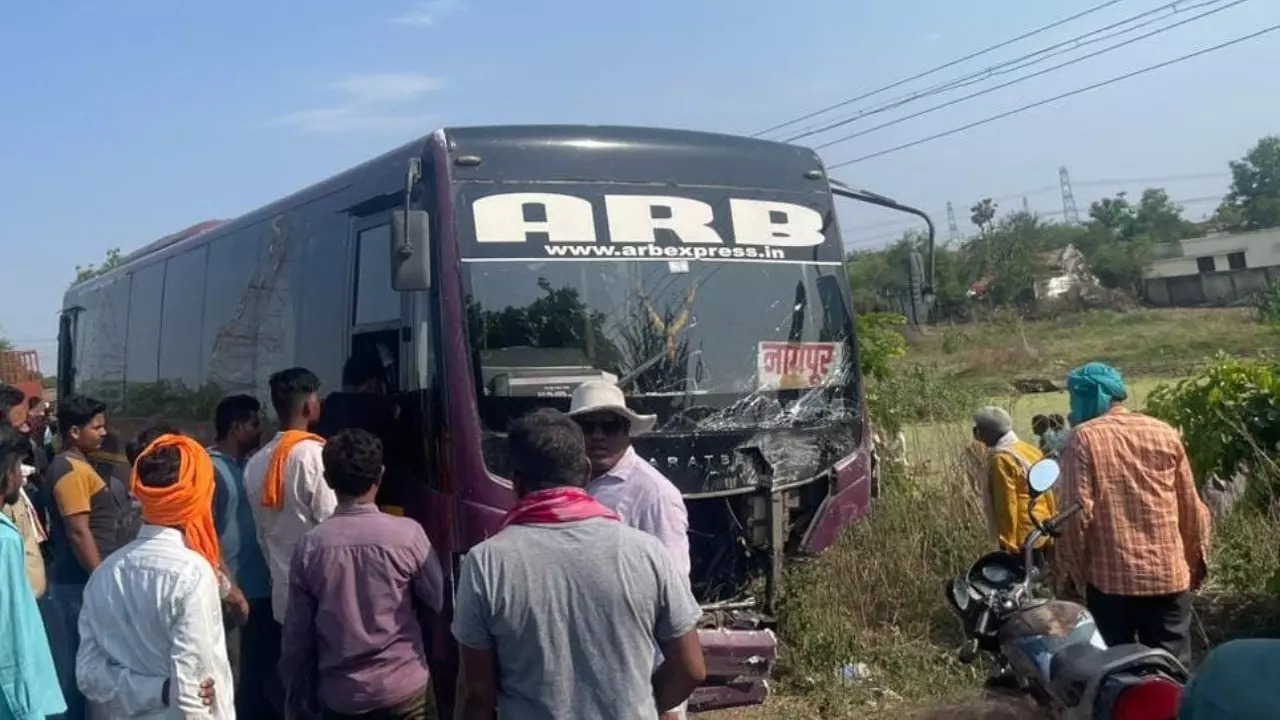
[1056,406,1212,596]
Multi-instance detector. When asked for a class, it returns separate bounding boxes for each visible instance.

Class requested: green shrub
[856,313,908,382]
[868,365,984,436]
[1145,355,1280,506]
[940,328,970,355]
[1252,280,1280,325]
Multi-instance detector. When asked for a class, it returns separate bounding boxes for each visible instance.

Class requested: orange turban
[130,434,222,569]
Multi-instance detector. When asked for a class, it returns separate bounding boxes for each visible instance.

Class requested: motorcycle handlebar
[1021,500,1084,596]
[1044,501,1083,536]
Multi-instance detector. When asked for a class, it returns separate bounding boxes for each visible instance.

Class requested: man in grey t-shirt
[453,409,705,720]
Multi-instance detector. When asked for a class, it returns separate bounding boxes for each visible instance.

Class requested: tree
[1089,193,1134,236]
[962,211,1050,308]
[1131,188,1197,243]
[970,198,998,235]
[1081,188,1195,294]
[74,248,124,285]
[1218,136,1280,230]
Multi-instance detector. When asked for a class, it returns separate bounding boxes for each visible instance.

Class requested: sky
[2,0,1278,369]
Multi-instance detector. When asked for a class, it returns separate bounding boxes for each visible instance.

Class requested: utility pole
[908,249,927,326]
[1059,166,1080,226]
[946,201,961,245]
[1022,196,1031,215]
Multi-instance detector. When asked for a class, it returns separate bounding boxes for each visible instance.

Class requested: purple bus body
[425,130,874,711]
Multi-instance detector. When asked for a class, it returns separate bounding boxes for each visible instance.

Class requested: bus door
[346,215,445,535]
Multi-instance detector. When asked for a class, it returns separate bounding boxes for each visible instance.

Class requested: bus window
[354,224,400,327]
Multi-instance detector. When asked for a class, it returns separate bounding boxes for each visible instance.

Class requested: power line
[827,24,1280,170]
[785,0,1221,143]
[750,0,1125,138]
[812,0,1248,150]
[1072,172,1228,186]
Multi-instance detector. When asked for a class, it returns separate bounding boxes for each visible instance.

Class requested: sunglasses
[576,418,627,436]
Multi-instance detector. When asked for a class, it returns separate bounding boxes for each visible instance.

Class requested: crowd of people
[0,361,704,719]
[970,361,1212,666]
[966,361,1280,718]
[5,352,1269,718]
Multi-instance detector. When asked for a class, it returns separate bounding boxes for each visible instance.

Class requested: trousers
[50,583,88,720]
[1086,585,1193,667]
[226,597,284,718]
[323,684,433,720]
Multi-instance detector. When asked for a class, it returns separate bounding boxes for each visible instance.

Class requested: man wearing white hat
[569,380,693,720]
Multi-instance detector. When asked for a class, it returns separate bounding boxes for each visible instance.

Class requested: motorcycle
[944,458,1189,719]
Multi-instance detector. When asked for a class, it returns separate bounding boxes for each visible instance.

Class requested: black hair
[135,445,181,489]
[1031,414,1049,434]
[215,395,261,441]
[508,408,589,493]
[342,355,386,390]
[1050,413,1067,430]
[322,428,383,497]
[0,423,22,477]
[269,367,321,421]
[26,395,44,410]
[0,385,25,421]
[128,424,181,465]
[57,395,107,438]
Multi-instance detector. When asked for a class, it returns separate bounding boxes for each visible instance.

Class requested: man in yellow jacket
[972,407,1057,555]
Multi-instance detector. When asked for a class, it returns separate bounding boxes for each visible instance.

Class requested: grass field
[909,307,1278,387]
[703,307,1280,719]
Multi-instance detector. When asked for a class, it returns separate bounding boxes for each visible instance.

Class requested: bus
[58,125,934,713]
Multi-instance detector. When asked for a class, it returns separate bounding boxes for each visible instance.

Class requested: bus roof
[65,125,825,295]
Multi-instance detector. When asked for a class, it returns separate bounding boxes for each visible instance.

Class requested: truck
[1,349,44,405]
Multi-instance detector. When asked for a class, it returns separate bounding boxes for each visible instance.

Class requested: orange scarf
[260,430,326,511]
[130,434,222,569]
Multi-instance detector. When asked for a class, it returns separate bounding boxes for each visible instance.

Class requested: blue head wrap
[1066,362,1127,425]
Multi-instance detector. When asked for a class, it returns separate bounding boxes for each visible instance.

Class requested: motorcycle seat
[1048,642,1164,706]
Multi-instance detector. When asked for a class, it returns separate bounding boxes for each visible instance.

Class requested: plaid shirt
[1056,406,1211,596]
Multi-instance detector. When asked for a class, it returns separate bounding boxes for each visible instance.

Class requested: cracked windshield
[465,258,857,432]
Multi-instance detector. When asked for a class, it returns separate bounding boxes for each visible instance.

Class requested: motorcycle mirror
[1027,458,1061,496]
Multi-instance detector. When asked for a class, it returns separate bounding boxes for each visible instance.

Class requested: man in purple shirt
[281,429,444,719]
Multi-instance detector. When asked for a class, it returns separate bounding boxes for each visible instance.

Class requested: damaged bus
[58,125,934,713]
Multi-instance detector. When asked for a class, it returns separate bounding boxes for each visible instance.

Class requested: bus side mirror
[390,209,431,292]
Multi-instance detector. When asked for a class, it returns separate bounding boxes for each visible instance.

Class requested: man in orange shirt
[1056,362,1211,666]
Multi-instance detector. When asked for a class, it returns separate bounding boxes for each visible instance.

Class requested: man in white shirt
[245,367,334,625]
[569,380,693,720]
[76,434,226,718]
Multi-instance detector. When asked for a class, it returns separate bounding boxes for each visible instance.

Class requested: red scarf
[499,487,620,530]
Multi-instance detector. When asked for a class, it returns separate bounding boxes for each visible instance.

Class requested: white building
[1144,228,1280,279]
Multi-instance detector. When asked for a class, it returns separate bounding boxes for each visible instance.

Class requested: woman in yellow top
[972,407,1057,555]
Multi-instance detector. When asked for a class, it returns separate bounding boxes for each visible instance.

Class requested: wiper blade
[617,351,667,389]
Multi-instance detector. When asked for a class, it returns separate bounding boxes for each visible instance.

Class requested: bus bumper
[689,628,778,712]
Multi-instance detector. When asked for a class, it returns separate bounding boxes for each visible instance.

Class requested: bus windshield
[463,257,859,433]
